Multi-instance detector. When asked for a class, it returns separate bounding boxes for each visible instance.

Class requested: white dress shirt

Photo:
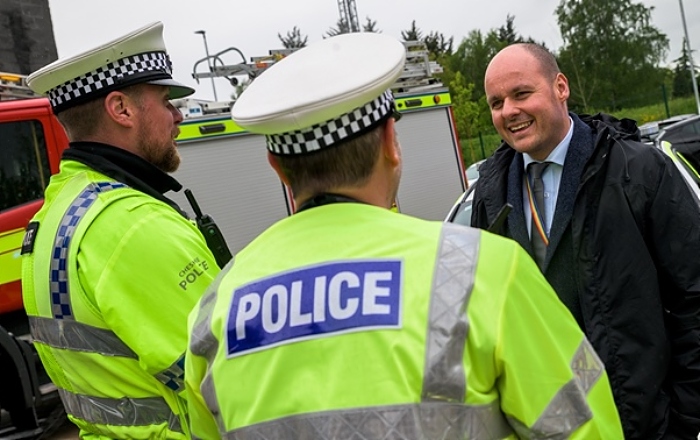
[523,117,574,237]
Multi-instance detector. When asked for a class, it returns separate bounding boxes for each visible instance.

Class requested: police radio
[184,189,233,269]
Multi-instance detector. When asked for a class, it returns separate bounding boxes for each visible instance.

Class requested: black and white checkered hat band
[267,90,395,155]
[47,51,172,110]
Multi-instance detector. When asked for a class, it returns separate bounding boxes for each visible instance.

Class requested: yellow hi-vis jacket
[186,203,623,439]
[21,160,220,439]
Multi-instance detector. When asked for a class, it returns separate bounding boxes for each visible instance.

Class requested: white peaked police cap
[231,32,406,156]
[27,22,194,114]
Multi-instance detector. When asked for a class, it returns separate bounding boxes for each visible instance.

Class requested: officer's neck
[294,186,390,213]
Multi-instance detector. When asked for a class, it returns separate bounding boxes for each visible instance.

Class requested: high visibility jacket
[186,203,623,439]
[22,160,220,439]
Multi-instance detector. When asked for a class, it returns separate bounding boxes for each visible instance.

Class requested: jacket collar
[542,113,595,270]
[62,142,188,217]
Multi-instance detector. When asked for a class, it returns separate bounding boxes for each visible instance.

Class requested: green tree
[497,14,548,47]
[278,26,308,49]
[445,29,503,101]
[362,17,380,33]
[556,0,669,112]
[672,37,699,98]
[440,30,503,136]
[498,15,519,45]
[401,20,423,42]
[449,72,482,161]
[424,31,453,58]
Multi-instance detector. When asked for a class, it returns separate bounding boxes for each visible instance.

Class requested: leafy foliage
[278,26,308,49]
[672,37,700,98]
[362,17,380,33]
[400,20,423,42]
[556,0,669,112]
[449,72,483,162]
[424,31,453,58]
[498,14,548,47]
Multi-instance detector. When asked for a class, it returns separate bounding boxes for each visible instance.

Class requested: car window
[690,121,700,135]
[451,202,472,226]
[445,186,475,226]
[680,123,697,135]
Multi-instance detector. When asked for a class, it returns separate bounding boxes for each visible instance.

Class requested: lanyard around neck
[525,175,549,246]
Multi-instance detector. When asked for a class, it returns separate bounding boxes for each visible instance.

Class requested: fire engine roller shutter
[171,133,292,254]
[395,107,466,221]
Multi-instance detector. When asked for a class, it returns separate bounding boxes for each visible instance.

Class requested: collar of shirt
[522,117,574,236]
[522,117,574,170]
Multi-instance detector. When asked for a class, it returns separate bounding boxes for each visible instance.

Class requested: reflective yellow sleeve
[472,233,623,438]
[79,200,220,382]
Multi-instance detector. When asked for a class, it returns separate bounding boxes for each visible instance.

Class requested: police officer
[185,33,623,439]
[21,22,220,438]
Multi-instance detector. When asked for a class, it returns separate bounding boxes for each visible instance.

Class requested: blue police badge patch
[226,260,403,357]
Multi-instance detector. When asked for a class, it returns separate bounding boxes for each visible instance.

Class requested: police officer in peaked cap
[185,32,623,439]
[21,22,221,439]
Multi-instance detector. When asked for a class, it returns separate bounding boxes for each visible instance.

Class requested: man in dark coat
[471,42,700,439]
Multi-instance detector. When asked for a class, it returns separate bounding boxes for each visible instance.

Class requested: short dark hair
[517,43,560,80]
[275,124,384,196]
[55,84,146,141]
[55,98,105,141]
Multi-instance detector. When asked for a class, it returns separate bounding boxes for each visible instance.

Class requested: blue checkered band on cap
[266,90,395,156]
[47,51,172,111]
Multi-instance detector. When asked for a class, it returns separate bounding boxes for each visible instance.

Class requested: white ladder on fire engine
[191,40,444,95]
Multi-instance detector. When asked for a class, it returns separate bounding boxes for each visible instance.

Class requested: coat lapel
[542,114,595,271]
[506,153,531,253]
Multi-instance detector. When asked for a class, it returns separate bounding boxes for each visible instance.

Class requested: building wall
[0,0,57,74]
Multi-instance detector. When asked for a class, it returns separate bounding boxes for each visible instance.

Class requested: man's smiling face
[485,45,571,161]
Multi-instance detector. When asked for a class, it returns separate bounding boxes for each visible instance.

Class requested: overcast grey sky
[47,0,699,102]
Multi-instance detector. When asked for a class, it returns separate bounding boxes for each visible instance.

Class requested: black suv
[638,114,696,144]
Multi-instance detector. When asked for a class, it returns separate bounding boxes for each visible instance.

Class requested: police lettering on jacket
[226,260,403,357]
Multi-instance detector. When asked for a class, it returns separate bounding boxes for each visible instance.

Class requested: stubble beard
[139,120,182,173]
[157,143,181,173]
[138,126,181,173]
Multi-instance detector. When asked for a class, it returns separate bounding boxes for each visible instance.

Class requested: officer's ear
[268,152,291,187]
[104,91,136,128]
[381,118,400,167]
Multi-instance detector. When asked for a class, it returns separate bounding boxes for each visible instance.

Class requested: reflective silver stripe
[190,263,232,433]
[223,402,512,440]
[28,315,137,358]
[570,339,604,394]
[508,339,602,438]
[422,223,480,402]
[190,263,231,363]
[155,355,186,393]
[58,388,182,433]
[202,371,226,434]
